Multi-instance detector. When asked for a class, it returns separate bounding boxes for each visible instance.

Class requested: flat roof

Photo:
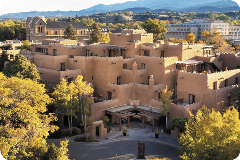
[176,59,205,64]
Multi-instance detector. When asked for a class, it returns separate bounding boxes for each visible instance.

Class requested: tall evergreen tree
[64,24,77,40]
[90,23,101,44]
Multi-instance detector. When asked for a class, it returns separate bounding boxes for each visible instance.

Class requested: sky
[0,0,136,16]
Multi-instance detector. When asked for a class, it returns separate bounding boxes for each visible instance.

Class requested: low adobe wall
[91,98,120,122]
[168,101,202,126]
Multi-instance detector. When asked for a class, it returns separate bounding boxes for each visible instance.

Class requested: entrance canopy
[105,105,162,132]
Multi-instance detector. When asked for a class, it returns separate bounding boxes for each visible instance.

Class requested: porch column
[142,117,145,129]
[152,119,154,132]
[128,116,130,129]
[119,117,121,131]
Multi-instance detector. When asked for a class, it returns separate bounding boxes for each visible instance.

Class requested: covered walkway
[105,105,162,132]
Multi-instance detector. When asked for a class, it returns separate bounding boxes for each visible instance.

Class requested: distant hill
[0,0,239,18]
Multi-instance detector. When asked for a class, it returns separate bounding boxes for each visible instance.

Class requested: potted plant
[155,127,159,138]
[122,125,127,136]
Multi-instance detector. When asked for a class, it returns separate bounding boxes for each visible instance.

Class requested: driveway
[47,123,182,160]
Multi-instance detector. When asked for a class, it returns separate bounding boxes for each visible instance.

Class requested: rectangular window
[103,50,105,55]
[123,63,127,69]
[86,50,90,57]
[141,63,146,69]
[189,94,195,104]
[161,51,164,58]
[108,91,112,100]
[144,50,149,56]
[68,77,73,83]
[53,49,57,56]
[117,76,121,85]
[60,63,65,71]
[225,79,228,87]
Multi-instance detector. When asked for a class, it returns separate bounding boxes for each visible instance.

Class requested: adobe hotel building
[22,17,240,131]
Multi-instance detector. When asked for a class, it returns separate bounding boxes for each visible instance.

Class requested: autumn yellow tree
[100,32,110,43]
[158,89,173,127]
[179,106,240,160]
[202,29,234,53]
[0,73,63,159]
[53,75,94,133]
[185,33,196,43]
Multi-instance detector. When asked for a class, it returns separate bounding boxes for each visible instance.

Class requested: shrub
[90,52,93,56]
[74,136,86,142]
[104,125,110,133]
[95,54,98,57]
[87,136,95,142]
[170,116,188,132]
[164,126,174,134]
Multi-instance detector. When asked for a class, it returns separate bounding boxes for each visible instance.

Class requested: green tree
[3,54,40,81]
[0,51,8,71]
[158,89,173,127]
[0,73,60,159]
[170,116,188,132]
[21,40,31,50]
[64,24,77,40]
[141,18,168,40]
[90,23,101,44]
[81,18,95,26]
[179,106,240,160]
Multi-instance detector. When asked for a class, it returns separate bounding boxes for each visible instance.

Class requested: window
[158,92,162,99]
[55,31,57,35]
[225,79,228,87]
[81,31,82,35]
[60,63,65,71]
[123,63,127,69]
[189,94,195,104]
[141,63,146,69]
[144,50,149,56]
[160,51,164,58]
[86,50,90,56]
[103,50,105,55]
[117,76,121,85]
[53,49,57,56]
[68,78,73,83]
[38,27,40,33]
[92,76,93,80]
[108,91,112,100]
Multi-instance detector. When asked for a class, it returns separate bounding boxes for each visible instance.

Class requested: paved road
[47,123,182,160]
[47,139,181,160]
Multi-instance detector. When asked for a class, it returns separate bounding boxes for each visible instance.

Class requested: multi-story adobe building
[165,18,240,41]
[20,28,240,133]
[26,16,108,43]
[0,40,22,61]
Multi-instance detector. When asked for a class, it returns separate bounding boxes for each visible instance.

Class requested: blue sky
[0,0,136,16]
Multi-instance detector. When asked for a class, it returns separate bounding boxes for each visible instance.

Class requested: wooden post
[152,118,154,132]
[119,117,121,131]
[142,117,145,129]
[128,116,130,129]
